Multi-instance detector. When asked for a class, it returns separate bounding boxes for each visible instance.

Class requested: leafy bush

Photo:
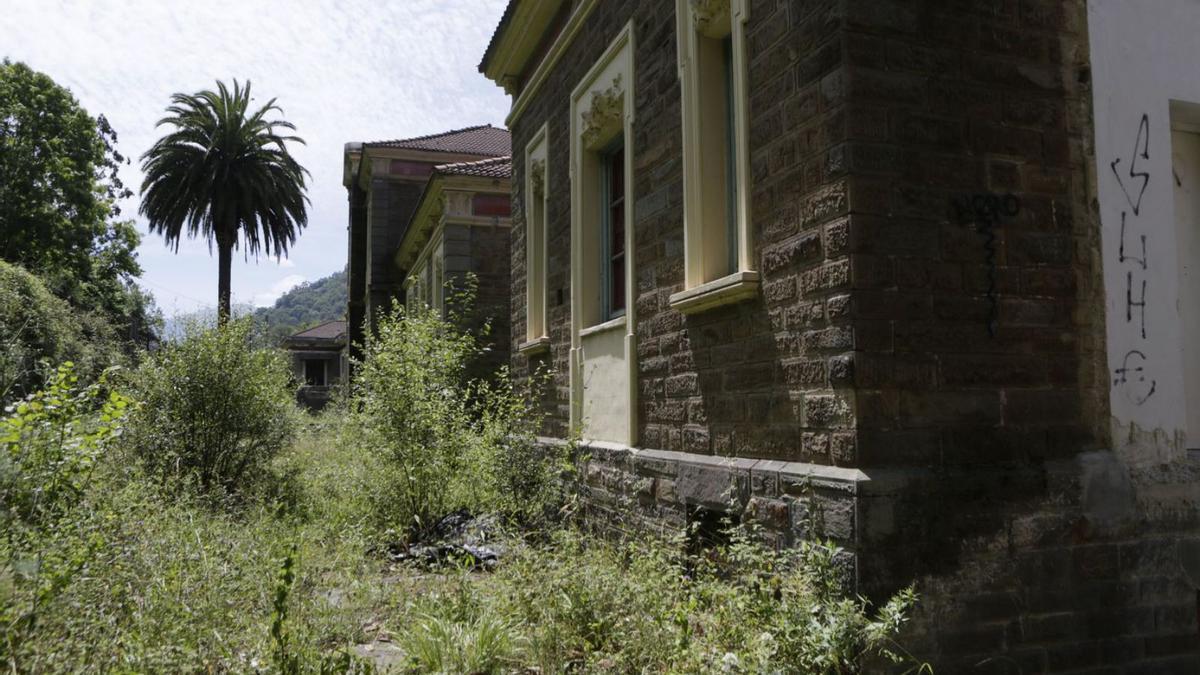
[121,317,299,498]
[0,261,126,405]
[347,299,561,537]
[0,363,130,665]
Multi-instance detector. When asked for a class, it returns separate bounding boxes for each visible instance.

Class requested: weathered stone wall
[506,0,1200,671]
[840,0,1109,469]
[444,221,512,382]
[347,185,368,360]
[874,457,1200,672]
[575,441,1200,672]
[366,178,425,329]
[509,0,855,461]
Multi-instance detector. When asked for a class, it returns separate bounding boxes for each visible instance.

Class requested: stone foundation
[573,441,1200,672]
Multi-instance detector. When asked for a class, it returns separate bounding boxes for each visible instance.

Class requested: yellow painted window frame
[568,20,638,443]
[671,0,759,315]
[521,123,551,354]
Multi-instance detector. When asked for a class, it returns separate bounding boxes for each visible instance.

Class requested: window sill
[579,314,626,339]
[668,270,761,315]
[518,335,551,355]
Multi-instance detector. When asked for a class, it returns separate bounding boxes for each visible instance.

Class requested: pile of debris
[383,510,505,571]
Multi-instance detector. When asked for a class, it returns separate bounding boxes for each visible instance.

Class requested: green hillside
[254,268,347,344]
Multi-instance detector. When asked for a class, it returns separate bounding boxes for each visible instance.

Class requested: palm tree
[140,79,308,324]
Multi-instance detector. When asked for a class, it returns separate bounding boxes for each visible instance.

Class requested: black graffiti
[1111,115,1154,405]
[1111,113,1150,216]
[1113,349,1156,404]
[1118,211,1147,270]
[951,193,1020,338]
[1126,271,1147,340]
[950,192,1021,225]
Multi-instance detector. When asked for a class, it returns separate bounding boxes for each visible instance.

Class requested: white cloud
[276,257,296,268]
[1,0,510,317]
[251,274,306,308]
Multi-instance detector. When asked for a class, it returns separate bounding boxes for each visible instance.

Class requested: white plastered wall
[1089,0,1200,463]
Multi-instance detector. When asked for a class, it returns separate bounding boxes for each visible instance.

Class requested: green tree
[0,60,155,347]
[140,80,309,324]
[254,268,347,345]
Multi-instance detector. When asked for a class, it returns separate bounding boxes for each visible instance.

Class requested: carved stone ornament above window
[691,0,731,37]
[530,158,546,195]
[447,191,473,217]
[581,75,624,149]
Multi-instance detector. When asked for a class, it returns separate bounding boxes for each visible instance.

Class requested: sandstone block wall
[506,1,1200,670]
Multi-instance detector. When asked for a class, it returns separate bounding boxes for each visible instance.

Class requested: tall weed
[347,293,562,538]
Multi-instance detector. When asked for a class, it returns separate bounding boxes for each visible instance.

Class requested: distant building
[398,155,513,378]
[283,320,346,410]
[343,125,511,363]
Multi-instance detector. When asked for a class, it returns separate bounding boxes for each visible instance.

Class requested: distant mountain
[254,269,347,345]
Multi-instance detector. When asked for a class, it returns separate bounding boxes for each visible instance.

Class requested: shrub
[0,261,126,405]
[348,298,562,537]
[121,317,299,499]
[0,363,130,665]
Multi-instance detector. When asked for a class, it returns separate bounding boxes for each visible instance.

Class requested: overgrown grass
[4,309,925,673]
[3,413,385,671]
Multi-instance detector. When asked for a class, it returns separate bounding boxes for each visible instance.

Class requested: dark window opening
[722,34,738,275]
[601,141,626,320]
[304,358,326,387]
[686,505,739,557]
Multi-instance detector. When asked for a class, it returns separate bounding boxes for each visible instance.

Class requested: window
[304,358,326,387]
[672,0,758,314]
[568,20,637,444]
[524,126,550,348]
[407,260,427,311]
[722,35,737,273]
[422,259,433,307]
[433,242,444,316]
[601,141,626,319]
[571,50,630,330]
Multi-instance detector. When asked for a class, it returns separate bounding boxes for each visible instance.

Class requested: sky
[1,0,511,316]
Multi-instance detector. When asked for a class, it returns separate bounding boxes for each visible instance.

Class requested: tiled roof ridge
[435,155,512,179]
[436,155,512,171]
[291,319,347,339]
[366,123,499,148]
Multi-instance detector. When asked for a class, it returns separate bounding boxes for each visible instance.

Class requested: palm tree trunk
[217,236,233,326]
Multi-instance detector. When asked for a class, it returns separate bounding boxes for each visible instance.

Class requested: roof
[480,0,520,74]
[435,155,512,180]
[289,320,347,341]
[364,124,511,157]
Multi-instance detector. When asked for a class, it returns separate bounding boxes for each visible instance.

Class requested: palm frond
[139,78,310,258]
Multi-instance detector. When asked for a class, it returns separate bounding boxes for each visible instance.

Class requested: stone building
[398,155,513,378]
[343,125,511,358]
[283,320,346,410]
[481,0,1200,670]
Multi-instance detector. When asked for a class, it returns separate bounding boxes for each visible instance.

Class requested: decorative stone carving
[529,158,546,195]
[447,191,473,217]
[691,0,731,37]
[581,75,624,149]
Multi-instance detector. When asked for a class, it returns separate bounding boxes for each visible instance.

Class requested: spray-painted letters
[1112,114,1156,405]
